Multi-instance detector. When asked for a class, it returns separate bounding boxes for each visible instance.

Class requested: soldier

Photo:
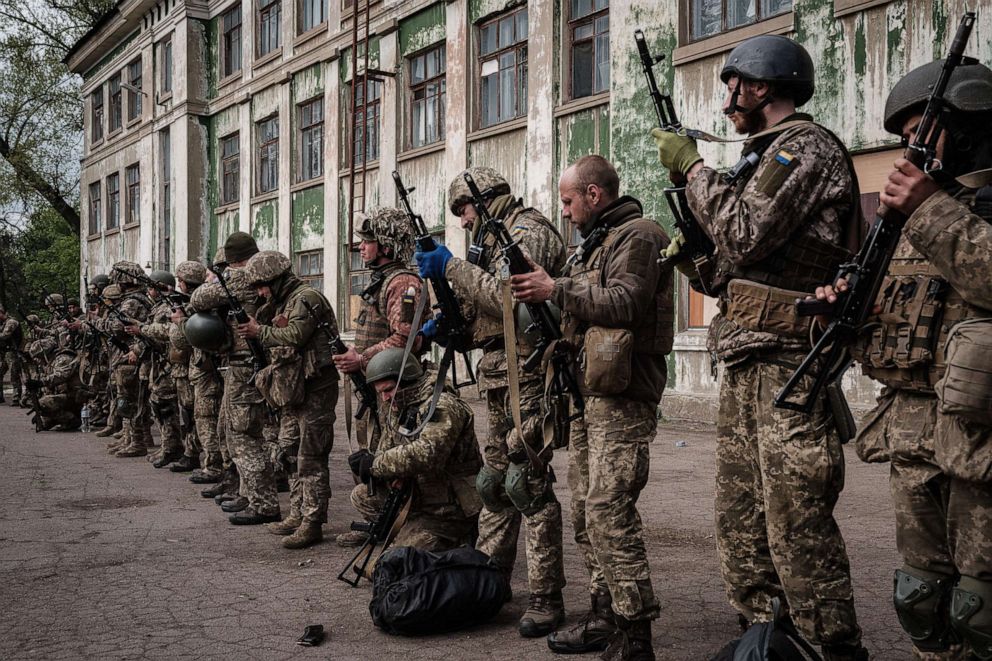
[651,36,867,659]
[24,338,86,431]
[346,348,482,550]
[415,167,568,637]
[815,60,992,661]
[93,285,125,439]
[511,155,673,661]
[190,232,280,525]
[237,250,339,548]
[79,274,112,429]
[0,307,24,406]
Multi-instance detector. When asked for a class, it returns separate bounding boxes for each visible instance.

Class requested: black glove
[25,379,42,390]
[348,449,374,485]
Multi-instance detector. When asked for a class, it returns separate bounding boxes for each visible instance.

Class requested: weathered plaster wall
[292,185,325,253]
[396,150,448,230]
[252,200,279,251]
[468,129,528,201]
[399,3,446,56]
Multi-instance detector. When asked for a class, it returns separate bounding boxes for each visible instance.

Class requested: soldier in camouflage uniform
[652,36,866,660]
[24,338,86,431]
[79,274,112,428]
[191,232,280,525]
[814,60,992,661]
[512,155,673,661]
[238,250,339,548]
[0,307,24,406]
[416,166,568,637]
[346,348,483,550]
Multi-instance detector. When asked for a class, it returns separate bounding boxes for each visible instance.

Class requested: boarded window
[257,116,279,193]
[127,58,142,121]
[258,0,282,57]
[125,164,140,225]
[569,0,609,99]
[88,182,101,235]
[689,0,792,40]
[478,8,527,128]
[106,173,120,230]
[298,98,324,181]
[221,133,240,204]
[223,6,242,77]
[409,45,446,148]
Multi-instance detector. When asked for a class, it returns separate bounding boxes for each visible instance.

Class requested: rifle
[337,480,412,587]
[113,266,190,312]
[774,12,977,413]
[462,173,585,430]
[206,261,268,384]
[301,298,376,420]
[83,320,132,354]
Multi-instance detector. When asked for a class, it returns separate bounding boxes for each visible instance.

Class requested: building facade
[65,0,991,419]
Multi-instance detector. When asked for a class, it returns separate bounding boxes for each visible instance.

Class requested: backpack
[711,598,823,661]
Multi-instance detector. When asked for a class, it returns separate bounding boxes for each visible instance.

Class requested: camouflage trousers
[350,483,476,551]
[568,395,659,621]
[192,374,223,474]
[0,350,22,399]
[149,372,182,456]
[223,365,278,515]
[280,384,336,524]
[122,379,153,451]
[36,393,81,429]
[475,379,565,596]
[716,356,861,646]
[174,376,199,459]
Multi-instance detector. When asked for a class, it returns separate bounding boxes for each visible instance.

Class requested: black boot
[152,451,183,469]
[548,590,616,654]
[821,642,870,661]
[220,496,249,512]
[202,465,238,498]
[601,616,655,661]
[169,454,200,473]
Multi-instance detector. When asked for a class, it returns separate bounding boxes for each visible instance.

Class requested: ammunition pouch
[894,566,957,652]
[724,279,812,339]
[935,318,992,425]
[504,461,551,516]
[254,346,305,409]
[582,326,633,395]
[476,464,510,512]
[950,576,992,660]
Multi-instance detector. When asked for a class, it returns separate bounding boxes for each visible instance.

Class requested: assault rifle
[774,12,977,413]
[207,261,268,384]
[83,320,132,354]
[337,480,412,587]
[113,266,190,312]
[300,298,376,420]
[462,173,585,427]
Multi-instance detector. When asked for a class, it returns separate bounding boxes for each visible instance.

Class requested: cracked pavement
[0,396,911,660]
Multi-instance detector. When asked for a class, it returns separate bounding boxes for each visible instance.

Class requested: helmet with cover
[447,167,511,215]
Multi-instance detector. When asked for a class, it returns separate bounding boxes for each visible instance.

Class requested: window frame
[687,0,792,43]
[297,249,324,291]
[90,87,104,144]
[298,0,326,34]
[127,57,143,122]
[222,6,243,79]
[88,181,101,235]
[408,44,446,149]
[256,115,280,194]
[161,34,173,95]
[348,78,382,166]
[567,0,610,101]
[221,132,241,204]
[161,129,172,272]
[297,97,324,182]
[476,7,528,130]
[257,0,282,58]
[106,173,121,231]
[108,73,123,133]
[125,163,141,226]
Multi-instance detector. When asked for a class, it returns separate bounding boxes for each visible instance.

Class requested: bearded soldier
[190,232,280,525]
[511,155,673,661]
[815,60,992,661]
[651,36,866,659]
[237,250,339,548]
[0,307,24,406]
[346,348,483,551]
[415,166,568,637]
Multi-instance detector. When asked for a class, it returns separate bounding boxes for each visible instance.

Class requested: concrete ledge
[662,390,720,424]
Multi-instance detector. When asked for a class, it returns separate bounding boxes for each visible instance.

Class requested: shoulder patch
[756,150,801,197]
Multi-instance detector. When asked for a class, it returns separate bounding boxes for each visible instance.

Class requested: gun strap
[391,281,429,398]
[343,377,355,446]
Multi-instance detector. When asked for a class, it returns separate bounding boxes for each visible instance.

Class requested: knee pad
[893,566,957,652]
[476,464,510,512]
[504,461,550,516]
[950,576,992,660]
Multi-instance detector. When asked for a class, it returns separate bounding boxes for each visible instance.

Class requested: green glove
[660,232,698,280]
[650,128,703,175]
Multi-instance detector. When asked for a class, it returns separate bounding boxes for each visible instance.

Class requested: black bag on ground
[370,545,510,635]
[710,598,822,661]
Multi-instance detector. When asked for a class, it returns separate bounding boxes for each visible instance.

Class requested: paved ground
[0,393,912,660]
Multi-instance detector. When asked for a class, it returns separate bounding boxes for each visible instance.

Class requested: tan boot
[115,444,147,457]
[281,521,322,549]
[335,530,369,548]
[95,425,116,438]
[267,514,302,536]
[519,591,565,637]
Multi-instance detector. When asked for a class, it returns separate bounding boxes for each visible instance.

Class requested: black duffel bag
[370,545,510,635]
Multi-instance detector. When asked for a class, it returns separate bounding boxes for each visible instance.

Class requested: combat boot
[189,469,222,484]
[169,455,200,473]
[600,616,654,661]
[116,444,148,458]
[821,643,870,661]
[11,396,20,407]
[202,465,238,498]
[548,590,616,654]
[95,424,117,438]
[335,530,369,548]
[267,514,302,536]
[220,496,249,512]
[113,429,125,439]
[520,591,565,637]
[282,521,322,549]
[152,451,183,469]
[229,506,281,526]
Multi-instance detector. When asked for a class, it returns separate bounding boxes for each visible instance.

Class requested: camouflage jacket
[373,374,483,519]
[446,200,566,391]
[354,261,426,371]
[190,266,259,357]
[0,317,21,350]
[686,117,857,362]
[40,350,81,394]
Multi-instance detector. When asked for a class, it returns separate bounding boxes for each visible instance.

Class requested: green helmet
[883,60,992,135]
[365,347,424,385]
[111,260,144,285]
[223,231,259,264]
[244,250,292,285]
[91,273,110,292]
[102,284,123,301]
[448,167,510,215]
[185,311,229,352]
[26,314,40,325]
[720,35,815,106]
[355,208,415,264]
[515,302,561,345]
[150,270,176,289]
[176,261,207,287]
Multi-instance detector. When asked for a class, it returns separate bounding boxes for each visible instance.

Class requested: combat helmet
[244,250,292,285]
[176,261,207,287]
[101,284,123,302]
[110,260,144,286]
[26,314,41,326]
[365,347,424,385]
[150,270,176,289]
[28,338,57,359]
[185,311,230,352]
[44,293,64,308]
[223,231,259,264]
[448,167,511,215]
[883,59,992,135]
[356,208,415,264]
[720,35,815,108]
[90,273,110,293]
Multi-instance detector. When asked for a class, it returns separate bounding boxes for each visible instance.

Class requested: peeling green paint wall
[252,200,278,250]
[468,0,524,25]
[399,3,446,56]
[203,16,219,100]
[292,185,324,253]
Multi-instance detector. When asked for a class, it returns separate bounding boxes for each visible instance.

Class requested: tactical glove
[650,128,703,175]
[661,232,701,280]
[419,317,448,347]
[348,449,374,484]
[415,245,453,280]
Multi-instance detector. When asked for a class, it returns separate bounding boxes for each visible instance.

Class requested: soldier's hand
[509,256,555,304]
[124,324,141,336]
[415,245,453,280]
[170,309,185,324]
[420,318,447,347]
[332,346,362,374]
[650,128,703,176]
[237,316,261,339]
[881,158,940,216]
[347,449,374,484]
[127,351,138,365]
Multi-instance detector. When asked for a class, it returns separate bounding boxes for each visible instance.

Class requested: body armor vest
[355,262,417,354]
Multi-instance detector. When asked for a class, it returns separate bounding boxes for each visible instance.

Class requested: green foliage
[0,207,80,315]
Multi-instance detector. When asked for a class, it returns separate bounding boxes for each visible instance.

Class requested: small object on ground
[296,624,325,647]
[674,440,688,448]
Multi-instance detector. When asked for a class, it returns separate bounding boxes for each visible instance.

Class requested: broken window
[298,98,324,181]
[88,182,101,235]
[221,133,240,204]
[258,0,282,57]
[299,0,326,33]
[257,117,279,193]
[125,164,140,225]
[91,88,104,143]
[409,45,446,148]
[298,250,324,291]
[569,0,609,100]
[127,57,142,121]
[109,73,122,132]
[222,6,242,78]
[351,79,381,165]
[478,8,527,128]
[106,173,120,230]
[689,0,792,40]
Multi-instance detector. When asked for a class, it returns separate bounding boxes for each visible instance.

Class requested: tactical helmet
[44,293,64,307]
[448,167,511,215]
[365,347,424,385]
[213,247,227,267]
[110,260,144,285]
[356,208,415,263]
[150,270,176,289]
[883,60,992,135]
[26,314,40,325]
[176,261,207,287]
[102,284,123,301]
[185,311,229,352]
[720,35,815,107]
[67,298,80,307]
[244,250,292,285]
[223,231,259,264]
[515,302,561,345]
[91,274,110,292]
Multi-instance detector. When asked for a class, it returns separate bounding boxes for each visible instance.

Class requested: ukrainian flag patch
[757,149,800,195]
[774,150,795,166]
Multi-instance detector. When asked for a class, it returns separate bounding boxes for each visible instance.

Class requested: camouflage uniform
[445,197,567,598]
[139,296,183,459]
[106,282,155,455]
[685,119,863,646]
[191,266,278,517]
[350,373,483,550]
[173,321,225,476]
[29,343,86,430]
[0,315,23,404]
[551,196,673,622]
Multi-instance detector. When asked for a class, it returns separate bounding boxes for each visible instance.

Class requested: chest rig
[355,263,415,354]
